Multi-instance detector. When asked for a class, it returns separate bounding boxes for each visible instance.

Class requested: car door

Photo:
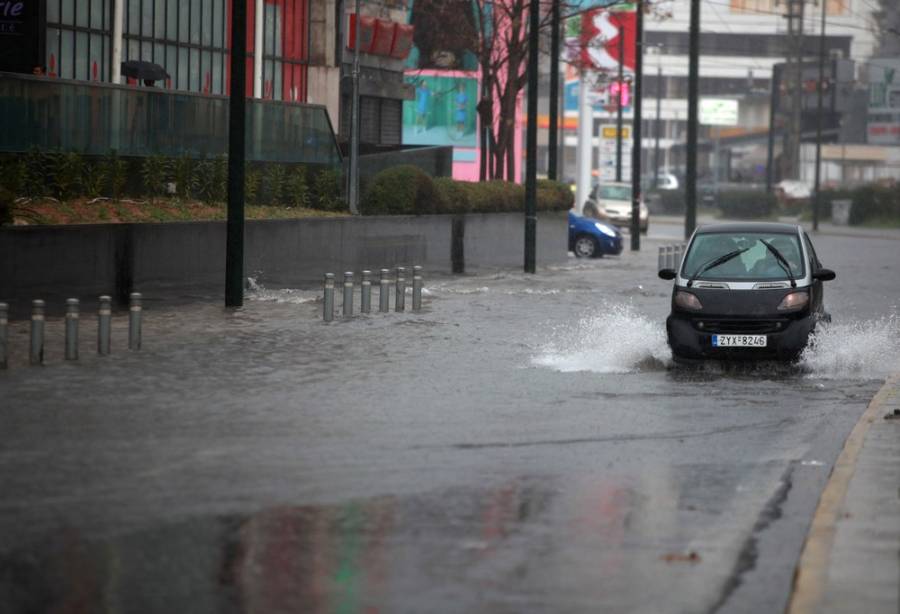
[803,232,825,316]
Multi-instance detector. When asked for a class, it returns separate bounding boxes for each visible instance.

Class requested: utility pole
[524,0,539,273]
[347,0,362,215]
[765,63,780,194]
[225,0,247,307]
[812,0,826,231]
[685,0,700,240]
[654,62,662,188]
[783,0,805,181]
[630,0,643,251]
[615,22,625,183]
[548,0,561,180]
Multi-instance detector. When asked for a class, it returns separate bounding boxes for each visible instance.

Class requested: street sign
[699,98,739,126]
[598,123,631,181]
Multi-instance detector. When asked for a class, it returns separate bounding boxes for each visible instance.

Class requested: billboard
[403,73,478,147]
[0,0,45,74]
[867,59,900,145]
[700,99,739,126]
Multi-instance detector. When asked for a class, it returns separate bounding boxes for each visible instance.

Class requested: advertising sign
[699,98,739,126]
[598,123,632,182]
[403,73,478,147]
[867,59,900,145]
[0,0,45,74]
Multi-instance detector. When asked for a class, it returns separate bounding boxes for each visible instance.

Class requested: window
[46,0,111,81]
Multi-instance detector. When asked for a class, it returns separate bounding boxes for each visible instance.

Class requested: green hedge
[362,166,573,215]
[846,185,900,225]
[717,190,775,219]
[0,186,13,226]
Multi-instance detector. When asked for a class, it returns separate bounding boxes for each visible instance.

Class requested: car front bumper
[666,313,816,361]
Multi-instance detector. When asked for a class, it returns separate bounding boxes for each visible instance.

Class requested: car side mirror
[813,268,836,282]
[658,268,677,280]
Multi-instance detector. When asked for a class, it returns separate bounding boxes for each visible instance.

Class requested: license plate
[712,334,767,348]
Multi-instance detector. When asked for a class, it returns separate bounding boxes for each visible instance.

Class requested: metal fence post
[128,292,142,351]
[0,302,7,369]
[323,273,335,322]
[360,270,372,314]
[98,295,112,355]
[658,247,664,271]
[412,266,423,312]
[65,298,79,361]
[395,266,406,312]
[30,299,45,365]
[379,269,390,313]
[343,272,354,318]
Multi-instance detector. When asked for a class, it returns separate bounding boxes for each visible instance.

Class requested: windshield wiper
[760,239,797,287]
[687,247,751,287]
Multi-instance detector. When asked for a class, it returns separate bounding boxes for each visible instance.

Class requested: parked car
[655,173,679,191]
[587,182,649,233]
[658,222,835,361]
[568,210,624,258]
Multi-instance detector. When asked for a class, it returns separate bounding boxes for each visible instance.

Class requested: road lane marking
[787,372,900,614]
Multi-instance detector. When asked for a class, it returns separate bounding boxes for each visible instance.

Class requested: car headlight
[594,222,617,237]
[777,291,809,311]
[674,290,703,311]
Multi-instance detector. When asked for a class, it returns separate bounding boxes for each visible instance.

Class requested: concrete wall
[0,213,567,315]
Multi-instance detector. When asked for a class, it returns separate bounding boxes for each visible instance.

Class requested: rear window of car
[681,232,806,281]
[598,185,630,200]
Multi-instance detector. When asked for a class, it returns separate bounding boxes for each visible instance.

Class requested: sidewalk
[789,374,900,614]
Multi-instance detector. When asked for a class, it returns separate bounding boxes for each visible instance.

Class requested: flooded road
[1,230,899,613]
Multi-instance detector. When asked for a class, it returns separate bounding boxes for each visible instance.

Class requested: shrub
[434,176,470,213]
[0,158,26,196]
[536,179,574,211]
[286,165,310,208]
[195,157,227,205]
[141,155,169,199]
[311,169,344,211]
[82,162,106,199]
[716,189,775,219]
[848,184,900,225]
[51,151,84,201]
[173,156,195,199]
[361,165,440,215]
[245,166,261,205]
[102,151,128,201]
[264,163,288,205]
[22,147,47,199]
[0,186,13,225]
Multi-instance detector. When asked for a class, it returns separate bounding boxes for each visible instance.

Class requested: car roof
[695,222,801,235]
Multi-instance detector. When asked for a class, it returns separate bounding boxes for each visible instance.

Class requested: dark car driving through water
[659,222,836,361]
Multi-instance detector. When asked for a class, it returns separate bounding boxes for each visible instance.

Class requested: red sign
[390,23,414,60]
[580,9,636,73]
[348,14,376,51]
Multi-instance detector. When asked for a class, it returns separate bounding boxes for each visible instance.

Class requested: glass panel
[213,0,224,47]
[189,49,200,91]
[127,39,139,63]
[60,30,74,79]
[46,29,61,77]
[155,43,165,67]
[155,0,166,38]
[48,0,60,23]
[90,34,104,80]
[141,41,153,62]
[273,61,283,101]
[265,4,275,56]
[62,0,75,25]
[90,0,104,29]
[127,0,140,34]
[190,1,201,44]
[179,1,190,42]
[75,32,88,80]
[166,0,177,40]
[76,0,89,27]
[211,52,223,95]
[202,51,212,93]
[201,0,213,46]
[142,0,154,36]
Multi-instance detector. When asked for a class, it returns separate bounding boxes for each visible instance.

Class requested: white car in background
[587,182,649,234]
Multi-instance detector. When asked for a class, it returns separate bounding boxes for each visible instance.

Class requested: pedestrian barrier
[0,293,144,369]
[658,244,688,273]
[322,265,426,321]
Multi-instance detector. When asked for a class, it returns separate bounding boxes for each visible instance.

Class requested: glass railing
[0,73,342,166]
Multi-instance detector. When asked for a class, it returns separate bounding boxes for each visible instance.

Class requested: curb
[787,373,900,614]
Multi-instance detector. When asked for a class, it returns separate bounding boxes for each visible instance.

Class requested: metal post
[343,272,354,317]
[658,247,664,271]
[347,0,362,215]
[323,273,335,322]
[765,64,780,194]
[812,0,827,232]
[98,295,112,355]
[412,266,423,312]
[547,0,561,180]
[630,0,644,251]
[395,267,406,312]
[65,298,79,361]
[0,302,7,369]
[225,0,247,307]
[616,22,625,183]
[654,64,662,188]
[128,292,142,351]
[524,0,539,274]
[361,270,372,314]
[379,269,390,313]
[30,299,45,366]
[111,0,123,84]
[685,0,700,240]
[253,0,264,98]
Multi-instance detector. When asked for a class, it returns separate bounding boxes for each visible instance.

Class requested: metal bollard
[98,295,111,355]
[658,247,665,271]
[665,245,674,270]
[343,272,354,318]
[323,273,335,322]
[65,298,79,361]
[379,269,390,313]
[360,270,372,314]
[30,299,45,365]
[129,292,142,351]
[0,302,7,369]
[412,266,423,312]
[395,267,406,312]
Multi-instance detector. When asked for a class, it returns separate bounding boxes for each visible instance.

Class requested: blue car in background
[568,210,624,257]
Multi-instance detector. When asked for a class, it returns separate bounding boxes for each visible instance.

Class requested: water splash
[800,314,900,379]
[532,304,671,374]
[245,277,317,305]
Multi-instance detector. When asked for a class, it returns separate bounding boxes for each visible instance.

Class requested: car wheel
[573,234,599,258]
[641,223,649,235]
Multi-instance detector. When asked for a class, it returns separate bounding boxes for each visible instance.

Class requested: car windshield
[681,232,806,280]
[597,185,630,200]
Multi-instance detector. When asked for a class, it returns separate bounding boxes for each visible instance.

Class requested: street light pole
[615,22,624,183]
[685,0,700,240]
[548,0,561,181]
[630,0,643,251]
[654,62,662,188]
[524,0,540,273]
[812,0,827,232]
[225,0,247,307]
[347,0,362,215]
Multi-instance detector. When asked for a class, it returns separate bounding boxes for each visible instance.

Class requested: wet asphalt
[1,227,899,614]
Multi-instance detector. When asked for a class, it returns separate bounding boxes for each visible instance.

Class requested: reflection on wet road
[1,232,899,613]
